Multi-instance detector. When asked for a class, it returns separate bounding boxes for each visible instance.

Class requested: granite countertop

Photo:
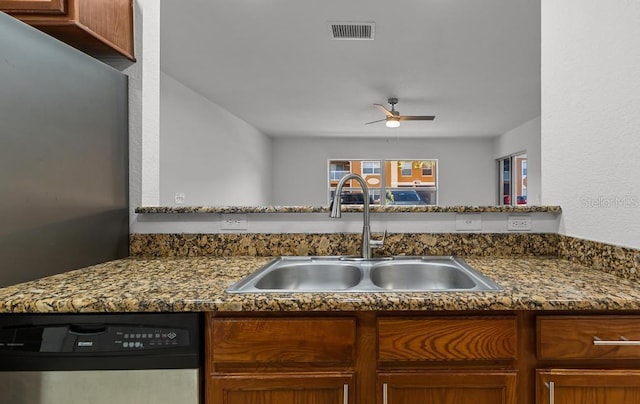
[0,256,638,313]
[135,205,562,214]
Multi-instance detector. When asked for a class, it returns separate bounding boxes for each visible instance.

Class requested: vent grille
[329,22,375,40]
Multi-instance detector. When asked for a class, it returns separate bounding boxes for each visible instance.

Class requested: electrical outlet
[221,214,248,230]
[508,216,532,231]
[455,213,482,231]
[174,192,185,204]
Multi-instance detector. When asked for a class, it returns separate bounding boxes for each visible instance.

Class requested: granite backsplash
[130,232,640,282]
[130,233,559,258]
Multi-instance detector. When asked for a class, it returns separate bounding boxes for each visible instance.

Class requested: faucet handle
[370,230,387,249]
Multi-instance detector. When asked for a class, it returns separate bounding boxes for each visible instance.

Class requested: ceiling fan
[365,98,435,128]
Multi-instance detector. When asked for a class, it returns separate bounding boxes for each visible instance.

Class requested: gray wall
[160,72,273,206]
[0,14,129,287]
[272,137,496,206]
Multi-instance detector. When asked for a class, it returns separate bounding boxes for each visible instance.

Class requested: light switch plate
[221,214,248,230]
[455,213,482,231]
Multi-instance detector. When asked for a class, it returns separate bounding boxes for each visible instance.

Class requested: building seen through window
[328,159,438,206]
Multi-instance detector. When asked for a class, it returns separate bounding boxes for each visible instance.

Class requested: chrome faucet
[330,173,385,259]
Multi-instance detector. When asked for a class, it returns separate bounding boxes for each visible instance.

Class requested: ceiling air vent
[329,22,375,40]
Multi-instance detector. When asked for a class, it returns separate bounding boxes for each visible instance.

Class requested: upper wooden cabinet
[0,0,134,60]
[0,0,65,13]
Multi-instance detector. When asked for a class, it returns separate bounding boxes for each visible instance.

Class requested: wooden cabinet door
[210,373,354,404]
[0,0,65,14]
[537,370,640,404]
[378,372,517,404]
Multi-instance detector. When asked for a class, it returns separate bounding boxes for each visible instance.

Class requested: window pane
[497,153,526,206]
[400,161,412,176]
[514,154,527,205]
[362,160,381,174]
[383,160,437,205]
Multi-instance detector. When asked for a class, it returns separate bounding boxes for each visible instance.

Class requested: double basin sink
[226,256,502,293]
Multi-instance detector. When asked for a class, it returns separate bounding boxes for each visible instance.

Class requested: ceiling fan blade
[373,104,394,117]
[364,118,387,125]
[398,115,436,121]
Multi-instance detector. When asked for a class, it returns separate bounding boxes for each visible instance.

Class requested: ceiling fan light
[385,118,400,128]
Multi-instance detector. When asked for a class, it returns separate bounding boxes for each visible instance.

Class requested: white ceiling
[160,0,540,138]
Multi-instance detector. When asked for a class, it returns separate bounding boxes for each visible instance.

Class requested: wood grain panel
[537,369,640,404]
[211,373,353,404]
[538,316,640,360]
[211,318,356,364]
[3,0,134,60]
[77,0,133,58]
[379,371,518,404]
[0,0,65,14]
[378,317,517,361]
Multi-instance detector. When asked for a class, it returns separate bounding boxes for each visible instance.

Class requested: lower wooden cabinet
[207,312,640,404]
[378,372,518,404]
[537,370,640,404]
[210,373,354,404]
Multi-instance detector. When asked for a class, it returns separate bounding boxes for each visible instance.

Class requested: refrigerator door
[0,13,129,287]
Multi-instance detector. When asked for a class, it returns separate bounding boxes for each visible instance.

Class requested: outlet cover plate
[455,213,482,231]
[221,214,248,230]
[508,215,532,231]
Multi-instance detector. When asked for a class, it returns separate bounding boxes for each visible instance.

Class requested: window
[328,159,438,205]
[362,161,381,175]
[400,161,412,176]
[329,162,349,181]
[498,152,527,206]
[421,161,434,176]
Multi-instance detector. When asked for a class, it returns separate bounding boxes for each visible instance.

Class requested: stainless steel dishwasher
[0,313,202,404]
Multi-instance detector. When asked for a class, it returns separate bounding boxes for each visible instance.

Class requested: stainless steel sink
[226,256,501,293]
[369,259,497,291]
[253,263,362,291]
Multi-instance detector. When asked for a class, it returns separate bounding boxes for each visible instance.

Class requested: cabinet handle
[545,381,555,404]
[383,383,388,404]
[343,383,348,404]
[593,336,640,346]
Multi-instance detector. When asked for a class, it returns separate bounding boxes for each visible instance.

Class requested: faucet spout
[330,173,375,258]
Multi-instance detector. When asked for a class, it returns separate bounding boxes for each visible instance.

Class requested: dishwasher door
[0,313,202,404]
[0,369,199,404]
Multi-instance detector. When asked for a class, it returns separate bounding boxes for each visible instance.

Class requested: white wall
[272,137,496,206]
[494,116,542,205]
[159,72,272,206]
[115,0,161,214]
[542,0,640,249]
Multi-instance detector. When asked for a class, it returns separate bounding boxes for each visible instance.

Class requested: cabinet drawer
[378,317,517,361]
[538,316,640,360]
[210,318,356,364]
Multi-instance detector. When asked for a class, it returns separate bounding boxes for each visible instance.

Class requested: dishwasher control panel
[0,324,190,353]
[113,326,186,350]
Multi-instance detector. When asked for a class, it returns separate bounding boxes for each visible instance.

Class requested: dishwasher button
[167,332,177,340]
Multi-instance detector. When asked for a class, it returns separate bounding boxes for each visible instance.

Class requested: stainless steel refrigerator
[0,12,129,287]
